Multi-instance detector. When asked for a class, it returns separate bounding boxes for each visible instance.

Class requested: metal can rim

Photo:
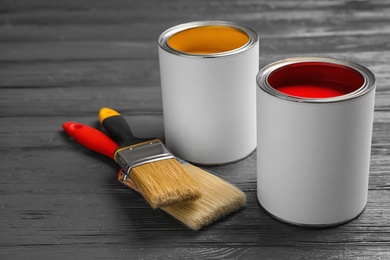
[257,57,376,103]
[158,20,258,58]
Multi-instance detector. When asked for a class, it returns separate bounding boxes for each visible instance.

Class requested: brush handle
[62,122,119,158]
[99,107,148,146]
[63,122,138,191]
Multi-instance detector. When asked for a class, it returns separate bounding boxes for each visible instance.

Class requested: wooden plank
[0,57,389,118]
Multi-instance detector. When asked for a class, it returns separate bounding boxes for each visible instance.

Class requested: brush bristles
[161,164,246,230]
[130,158,202,209]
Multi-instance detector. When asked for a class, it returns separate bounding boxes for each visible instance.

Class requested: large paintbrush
[98,107,247,230]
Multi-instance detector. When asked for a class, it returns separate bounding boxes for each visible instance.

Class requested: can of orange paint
[158,21,259,165]
[256,57,376,226]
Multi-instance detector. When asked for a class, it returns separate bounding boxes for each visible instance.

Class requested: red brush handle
[62,122,119,158]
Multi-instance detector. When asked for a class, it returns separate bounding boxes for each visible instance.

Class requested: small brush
[63,122,246,230]
[99,107,247,230]
[63,120,201,209]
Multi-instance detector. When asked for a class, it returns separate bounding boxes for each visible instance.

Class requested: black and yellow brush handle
[99,107,191,171]
[99,107,149,146]
[99,107,174,178]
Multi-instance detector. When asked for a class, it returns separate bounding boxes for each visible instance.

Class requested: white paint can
[256,57,376,226]
[158,21,259,165]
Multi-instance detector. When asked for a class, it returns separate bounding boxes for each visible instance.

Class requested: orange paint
[167,25,249,54]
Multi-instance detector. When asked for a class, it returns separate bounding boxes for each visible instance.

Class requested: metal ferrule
[114,140,174,178]
[117,170,138,190]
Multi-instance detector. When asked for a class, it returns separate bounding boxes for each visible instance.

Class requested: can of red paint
[256,57,376,226]
[158,21,259,165]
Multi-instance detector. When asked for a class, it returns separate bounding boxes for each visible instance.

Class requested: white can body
[256,57,376,226]
[158,21,259,165]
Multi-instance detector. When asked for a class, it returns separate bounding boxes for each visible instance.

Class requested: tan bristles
[161,163,246,230]
[130,158,202,209]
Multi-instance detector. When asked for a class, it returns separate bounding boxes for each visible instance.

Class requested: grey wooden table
[1,1,389,259]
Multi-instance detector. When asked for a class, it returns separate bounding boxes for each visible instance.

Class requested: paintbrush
[98,107,247,230]
[63,120,201,209]
[63,122,246,230]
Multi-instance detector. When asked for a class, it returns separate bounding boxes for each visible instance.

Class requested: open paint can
[256,57,376,226]
[158,21,259,165]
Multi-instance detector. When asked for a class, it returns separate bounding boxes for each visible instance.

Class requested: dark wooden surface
[1,0,389,259]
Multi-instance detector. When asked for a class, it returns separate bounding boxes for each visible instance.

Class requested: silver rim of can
[257,57,376,103]
[158,20,258,58]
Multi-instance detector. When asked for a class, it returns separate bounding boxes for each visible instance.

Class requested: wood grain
[1,0,389,259]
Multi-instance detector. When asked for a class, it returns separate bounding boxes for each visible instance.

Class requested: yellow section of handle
[99,107,120,123]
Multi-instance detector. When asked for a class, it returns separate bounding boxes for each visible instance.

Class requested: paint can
[158,21,259,165]
[256,57,376,226]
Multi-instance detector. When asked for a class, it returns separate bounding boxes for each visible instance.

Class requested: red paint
[267,62,364,98]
